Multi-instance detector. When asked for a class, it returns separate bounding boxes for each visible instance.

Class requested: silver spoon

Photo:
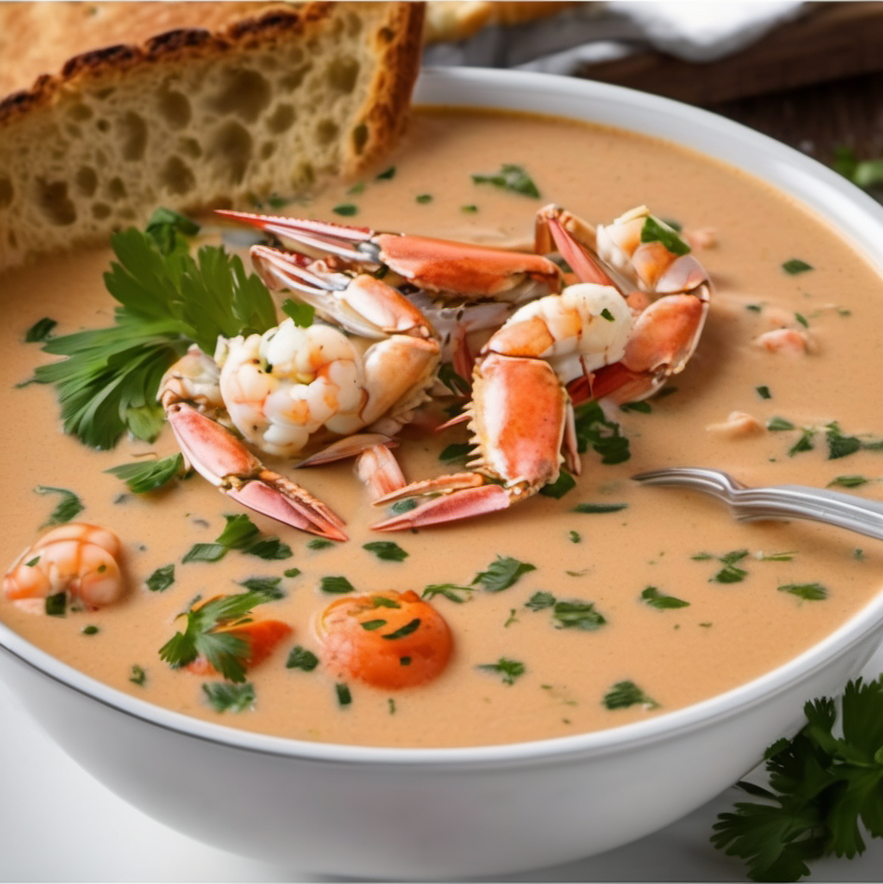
[632,467,883,542]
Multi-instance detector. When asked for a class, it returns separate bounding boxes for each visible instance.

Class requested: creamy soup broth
[2,107,883,748]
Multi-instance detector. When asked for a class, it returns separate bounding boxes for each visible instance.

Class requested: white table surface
[4,646,883,883]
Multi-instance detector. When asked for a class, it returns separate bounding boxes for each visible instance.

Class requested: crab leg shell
[372,484,511,531]
[165,401,347,541]
[219,209,563,299]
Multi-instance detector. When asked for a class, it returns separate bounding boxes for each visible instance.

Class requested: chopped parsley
[603,680,659,710]
[641,586,690,609]
[471,164,540,198]
[286,646,319,671]
[81,624,99,635]
[145,564,175,592]
[129,664,147,686]
[336,683,353,706]
[477,658,525,685]
[539,469,576,499]
[640,216,690,256]
[281,298,315,327]
[44,592,67,617]
[422,583,474,604]
[320,575,356,595]
[332,203,358,217]
[572,502,628,514]
[525,592,606,630]
[362,541,409,562]
[105,453,184,493]
[828,475,869,488]
[778,582,828,601]
[24,317,57,342]
[35,485,84,527]
[573,401,630,464]
[182,514,292,563]
[782,258,813,275]
[376,166,396,180]
[472,555,536,592]
[203,681,256,712]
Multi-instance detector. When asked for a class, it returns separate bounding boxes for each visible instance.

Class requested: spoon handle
[633,468,883,542]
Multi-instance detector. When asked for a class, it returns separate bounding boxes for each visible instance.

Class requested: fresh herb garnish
[640,216,690,256]
[286,645,319,671]
[472,555,536,592]
[525,591,606,630]
[238,576,284,596]
[471,163,540,198]
[105,453,184,493]
[182,514,293,563]
[333,204,358,216]
[709,549,750,584]
[281,298,315,327]
[603,680,659,710]
[828,475,869,488]
[712,677,883,881]
[158,589,281,682]
[81,624,99,635]
[45,591,67,617]
[477,658,525,685]
[308,538,334,551]
[641,585,690,609]
[320,575,356,595]
[416,193,433,204]
[145,564,175,592]
[573,401,630,464]
[32,210,276,449]
[203,681,255,712]
[539,469,576,499]
[783,258,813,275]
[376,166,396,180]
[439,442,474,463]
[381,618,421,640]
[422,583,475,603]
[756,385,772,400]
[572,502,628,514]
[129,664,147,686]
[24,317,57,342]
[35,485,84,527]
[336,683,352,706]
[362,541,409,562]
[778,582,828,601]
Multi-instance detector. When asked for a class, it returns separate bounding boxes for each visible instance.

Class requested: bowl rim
[3,65,883,768]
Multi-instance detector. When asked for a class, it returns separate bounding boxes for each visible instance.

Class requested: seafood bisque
[2,106,883,749]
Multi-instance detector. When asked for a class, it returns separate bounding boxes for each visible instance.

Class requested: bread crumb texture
[0,1,424,271]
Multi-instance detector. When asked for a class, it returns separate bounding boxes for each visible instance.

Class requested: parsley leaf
[32,212,276,449]
[35,485,84,527]
[24,317,57,342]
[362,541,409,562]
[145,564,175,592]
[286,645,319,671]
[477,658,525,685]
[320,575,356,594]
[471,164,540,198]
[641,216,690,256]
[641,585,690,609]
[422,583,475,603]
[472,555,536,592]
[713,677,883,881]
[105,453,184,493]
[182,514,293,563]
[158,589,281,682]
[603,680,659,710]
[203,681,256,713]
[573,401,630,464]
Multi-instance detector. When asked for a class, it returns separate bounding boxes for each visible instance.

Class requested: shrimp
[3,523,124,614]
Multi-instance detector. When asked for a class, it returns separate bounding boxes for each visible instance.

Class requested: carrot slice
[317,590,452,689]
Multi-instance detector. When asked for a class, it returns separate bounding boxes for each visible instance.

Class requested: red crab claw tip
[227,479,348,542]
[371,485,511,531]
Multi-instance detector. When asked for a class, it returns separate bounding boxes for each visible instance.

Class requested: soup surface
[2,107,883,748]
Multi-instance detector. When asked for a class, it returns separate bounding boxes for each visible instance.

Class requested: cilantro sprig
[713,677,883,881]
[32,209,276,449]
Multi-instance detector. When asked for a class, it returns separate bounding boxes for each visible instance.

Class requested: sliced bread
[0,1,425,271]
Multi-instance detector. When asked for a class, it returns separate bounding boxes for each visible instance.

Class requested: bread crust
[0,2,425,270]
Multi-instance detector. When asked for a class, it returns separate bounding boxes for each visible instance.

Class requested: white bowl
[3,68,883,880]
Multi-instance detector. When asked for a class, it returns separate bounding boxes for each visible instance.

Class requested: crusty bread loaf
[0,2,424,271]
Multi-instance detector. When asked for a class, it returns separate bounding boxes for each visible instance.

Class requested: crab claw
[372,483,512,531]
[216,209,563,300]
[165,401,348,541]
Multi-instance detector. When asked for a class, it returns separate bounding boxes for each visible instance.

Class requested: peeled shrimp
[3,523,124,614]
